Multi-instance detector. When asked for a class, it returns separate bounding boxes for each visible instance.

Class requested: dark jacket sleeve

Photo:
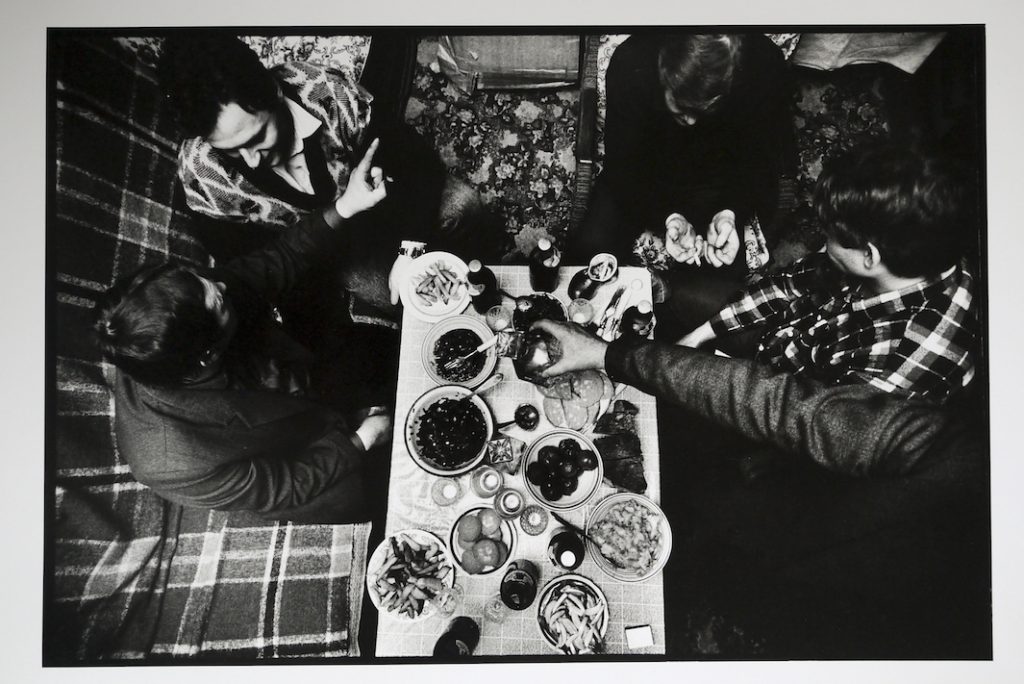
[219,205,346,303]
[604,338,949,476]
[163,422,367,515]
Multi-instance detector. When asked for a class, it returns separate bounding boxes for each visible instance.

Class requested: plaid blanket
[48,35,370,662]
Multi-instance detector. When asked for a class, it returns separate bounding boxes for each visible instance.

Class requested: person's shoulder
[608,34,661,68]
[177,136,228,180]
[739,34,788,76]
[272,60,356,89]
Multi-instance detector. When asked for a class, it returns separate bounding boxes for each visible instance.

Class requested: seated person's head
[94,263,236,386]
[158,35,293,170]
[657,34,743,127]
[814,142,966,281]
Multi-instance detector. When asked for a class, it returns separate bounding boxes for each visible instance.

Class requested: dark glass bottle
[529,238,561,292]
[619,300,654,338]
[432,616,481,657]
[547,527,585,570]
[467,259,501,314]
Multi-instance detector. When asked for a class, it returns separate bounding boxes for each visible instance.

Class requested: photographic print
[44,25,990,665]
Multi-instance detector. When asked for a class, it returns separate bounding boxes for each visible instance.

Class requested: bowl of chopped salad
[585,492,672,582]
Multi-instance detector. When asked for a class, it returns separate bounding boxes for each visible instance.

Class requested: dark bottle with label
[547,527,585,570]
[529,238,561,293]
[619,300,654,338]
[467,259,501,314]
[500,559,540,610]
[432,616,481,657]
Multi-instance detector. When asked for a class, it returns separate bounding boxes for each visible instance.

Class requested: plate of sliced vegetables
[536,574,609,654]
[400,251,471,322]
[366,529,456,621]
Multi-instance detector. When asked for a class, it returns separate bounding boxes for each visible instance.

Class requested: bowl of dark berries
[422,315,498,388]
[523,430,603,512]
[405,385,494,476]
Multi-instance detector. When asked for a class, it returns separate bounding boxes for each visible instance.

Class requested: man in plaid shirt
[679,143,978,404]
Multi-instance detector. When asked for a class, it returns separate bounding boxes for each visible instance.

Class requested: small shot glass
[486,305,513,332]
[568,298,595,326]
[431,477,464,507]
[431,583,465,618]
[483,592,510,624]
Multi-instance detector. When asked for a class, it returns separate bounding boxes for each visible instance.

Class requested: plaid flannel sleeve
[856,267,978,403]
[708,253,825,335]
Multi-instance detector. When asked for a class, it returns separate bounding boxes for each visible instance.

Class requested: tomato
[541,480,562,502]
[557,454,580,479]
[526,461,550,485]
[561,476,579,495]
[539,445,560,468]
[578,449,598,471]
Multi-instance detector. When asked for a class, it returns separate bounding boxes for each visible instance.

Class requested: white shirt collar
[283,96,322,157]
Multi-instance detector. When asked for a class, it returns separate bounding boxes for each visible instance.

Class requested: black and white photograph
[9,0,1024,680]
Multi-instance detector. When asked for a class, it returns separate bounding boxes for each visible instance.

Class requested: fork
[442,334,499,373]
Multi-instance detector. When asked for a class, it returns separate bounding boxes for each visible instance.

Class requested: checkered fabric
[48,35,369,662]
[708,251,978,403]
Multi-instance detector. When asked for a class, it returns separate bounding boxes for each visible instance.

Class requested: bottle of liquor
[547,527,585,571]
[432,616,481,657]
[467,259,501,314]
[529,238,560,293]
[619,300,654,338]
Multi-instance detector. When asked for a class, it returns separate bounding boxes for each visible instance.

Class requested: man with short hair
[159,35,498,313]
[574,33,796,267]
[94,142,394,523]
[677,143,978,403]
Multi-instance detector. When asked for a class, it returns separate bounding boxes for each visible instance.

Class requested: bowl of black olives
[523,430,603,512]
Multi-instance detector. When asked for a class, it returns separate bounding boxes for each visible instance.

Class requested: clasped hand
[664,210,739,267]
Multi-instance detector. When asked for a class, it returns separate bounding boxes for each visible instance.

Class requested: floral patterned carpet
[407,36,891,266]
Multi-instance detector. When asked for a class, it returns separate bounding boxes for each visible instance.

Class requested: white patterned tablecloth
[375,266,665,656]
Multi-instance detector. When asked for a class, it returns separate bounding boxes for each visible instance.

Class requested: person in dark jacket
[93,141,394,523]
[574,33,796,270]
[532,318,989,658]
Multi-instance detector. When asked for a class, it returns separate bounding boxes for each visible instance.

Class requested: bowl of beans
[421,315,498,388]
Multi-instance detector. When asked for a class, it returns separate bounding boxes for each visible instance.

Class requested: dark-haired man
[94,142,395,523]
[574,33,796,266]
[677,143,978,404]
[159,35,498,313]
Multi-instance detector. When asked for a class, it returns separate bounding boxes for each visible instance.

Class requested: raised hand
[336,138,388,218]
[703,210,740,267]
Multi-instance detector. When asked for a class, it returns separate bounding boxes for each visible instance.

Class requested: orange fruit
[493,540,509,566]
[456,514,482,542]
[479,509,501,535]
[473,538,500,567]
[460,549,485,574]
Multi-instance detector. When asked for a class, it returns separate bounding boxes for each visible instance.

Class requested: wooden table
[374,265,665,656]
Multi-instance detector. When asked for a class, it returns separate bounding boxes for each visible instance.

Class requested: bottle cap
[638,300,652,315]
[468,259,482,272]
[537,238,551,251]
[559,550,577,567]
